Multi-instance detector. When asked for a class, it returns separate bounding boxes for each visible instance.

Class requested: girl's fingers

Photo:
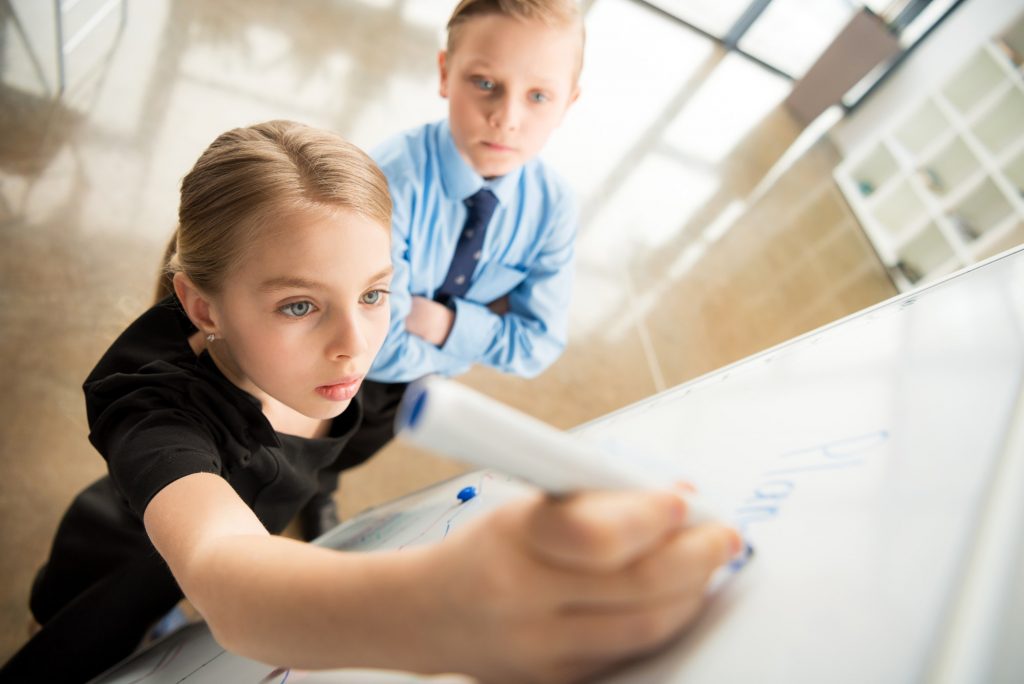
[426,497,743,683]
[551,591,707,667]
[672,481,698,494]
[522,490,688,572]
[545,523,741,609]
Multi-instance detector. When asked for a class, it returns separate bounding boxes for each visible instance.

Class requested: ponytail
[153,230,179,304]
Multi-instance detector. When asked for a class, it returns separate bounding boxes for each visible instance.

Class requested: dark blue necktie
[435,188,498,306]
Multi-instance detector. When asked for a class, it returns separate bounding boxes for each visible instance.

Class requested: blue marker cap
[395,380,429,432]
[729,542,755,572]
[457,486,477,503]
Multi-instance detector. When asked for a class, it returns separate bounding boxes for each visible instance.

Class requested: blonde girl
[1,120,739,684]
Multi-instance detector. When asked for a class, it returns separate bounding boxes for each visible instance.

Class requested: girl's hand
[407,490,741,684]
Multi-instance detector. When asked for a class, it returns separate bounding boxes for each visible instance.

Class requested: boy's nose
[488,97,521,131]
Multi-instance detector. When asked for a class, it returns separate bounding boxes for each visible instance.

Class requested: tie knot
[465,188,498,219]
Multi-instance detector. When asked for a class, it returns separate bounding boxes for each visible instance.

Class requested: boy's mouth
[481,140,514,153]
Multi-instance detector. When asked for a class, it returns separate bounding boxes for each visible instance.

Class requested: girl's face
[208,208,392,420]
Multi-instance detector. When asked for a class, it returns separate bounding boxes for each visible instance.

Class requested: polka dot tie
[434,188,498,306]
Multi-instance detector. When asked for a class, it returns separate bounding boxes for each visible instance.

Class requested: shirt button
[466,198,474,207]
[473,251,482,260]
[455,275,466,285]
[465,229,474,239]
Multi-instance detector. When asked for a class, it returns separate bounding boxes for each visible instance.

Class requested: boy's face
[208,209,393,421]
[439,14,581,178]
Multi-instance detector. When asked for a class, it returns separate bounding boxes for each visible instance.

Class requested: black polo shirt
[83,297,364,533]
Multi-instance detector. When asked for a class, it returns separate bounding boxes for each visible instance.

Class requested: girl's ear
[173,272,219,337]
[438,49,450,99]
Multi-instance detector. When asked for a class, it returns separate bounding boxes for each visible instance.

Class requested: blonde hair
[154,120,391,303]
[446,0,585,80]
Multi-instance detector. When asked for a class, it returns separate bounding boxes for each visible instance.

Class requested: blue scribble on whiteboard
[734,430,890,532]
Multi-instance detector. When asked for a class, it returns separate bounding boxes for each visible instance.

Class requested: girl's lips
[315,376,363,402]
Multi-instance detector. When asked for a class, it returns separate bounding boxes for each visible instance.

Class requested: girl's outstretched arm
[145,473,739,683]
[144,472,431,668]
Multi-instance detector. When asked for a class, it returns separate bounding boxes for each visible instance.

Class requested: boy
[302,0,584,536]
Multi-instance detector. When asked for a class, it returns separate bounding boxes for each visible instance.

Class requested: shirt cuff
[442,297,501,361]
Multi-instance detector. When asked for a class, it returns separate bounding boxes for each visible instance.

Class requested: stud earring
[206,333,216,342]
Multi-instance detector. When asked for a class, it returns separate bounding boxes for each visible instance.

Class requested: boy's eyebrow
[463,59,560,88]
[463,58,493,69]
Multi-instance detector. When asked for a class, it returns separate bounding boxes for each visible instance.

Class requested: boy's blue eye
[361,290,389,305]
[473,77,495,91]
[280,301,315,318]
[529,92,549,103]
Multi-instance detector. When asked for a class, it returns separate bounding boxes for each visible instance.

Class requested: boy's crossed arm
[404,295,456,346]
[371,199,576,381]
[402,293,510,345]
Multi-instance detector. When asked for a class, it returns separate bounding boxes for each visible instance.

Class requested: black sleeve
[88,390,224,518]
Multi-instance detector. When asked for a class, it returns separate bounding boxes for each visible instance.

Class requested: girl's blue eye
[361,290,388,305]
[529,92,549,103]
[280,301,314,317]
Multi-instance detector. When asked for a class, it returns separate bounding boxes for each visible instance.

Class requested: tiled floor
[0,0,896,663]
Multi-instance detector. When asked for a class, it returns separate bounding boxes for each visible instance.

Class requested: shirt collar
[438,118,522,208]
[196,351,281,449]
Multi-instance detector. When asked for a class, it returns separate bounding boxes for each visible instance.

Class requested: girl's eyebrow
[258,276,324,292]
[366,266,394,285]
[259,266,392,293]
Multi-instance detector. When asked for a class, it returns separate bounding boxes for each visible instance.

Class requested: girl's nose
[326,309,368,359]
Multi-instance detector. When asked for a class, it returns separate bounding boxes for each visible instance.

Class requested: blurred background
[2,0,1022,664]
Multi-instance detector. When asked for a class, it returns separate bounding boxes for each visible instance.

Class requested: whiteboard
[92,246,1024,683]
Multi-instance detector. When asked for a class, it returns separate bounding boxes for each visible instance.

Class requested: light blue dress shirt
[368,119,577,382]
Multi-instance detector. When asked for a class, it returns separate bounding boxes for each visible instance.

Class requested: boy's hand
[406,296,456,347]
[408,490,741,684]
[488,295,510,315]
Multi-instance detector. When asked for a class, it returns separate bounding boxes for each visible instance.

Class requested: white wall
[4,0,59,95]
[4,0,118,95]
[829,0,1024,155]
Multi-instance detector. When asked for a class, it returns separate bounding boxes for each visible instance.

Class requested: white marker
[394,375,727,527]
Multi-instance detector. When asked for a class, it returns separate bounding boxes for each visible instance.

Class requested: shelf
[971,85,1024,157]
[942,47,1007,118]
[989,39,1024,85]
[972,217,1024,261]
[997,26,1024,69]
[1003,147,1024,196]
[892,98,951,159]
[834,24,1024,292]
[917,135,982,196]
[947,178,1015,242]
[850,143,900,197]
[873,179,930,238]
[896,223,958,284]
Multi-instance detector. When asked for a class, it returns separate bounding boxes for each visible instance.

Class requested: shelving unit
[834,26,1024,290]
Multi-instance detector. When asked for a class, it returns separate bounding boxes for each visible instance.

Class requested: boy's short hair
[446,0,586,80]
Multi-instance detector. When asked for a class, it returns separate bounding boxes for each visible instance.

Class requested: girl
[1,121,739,684]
